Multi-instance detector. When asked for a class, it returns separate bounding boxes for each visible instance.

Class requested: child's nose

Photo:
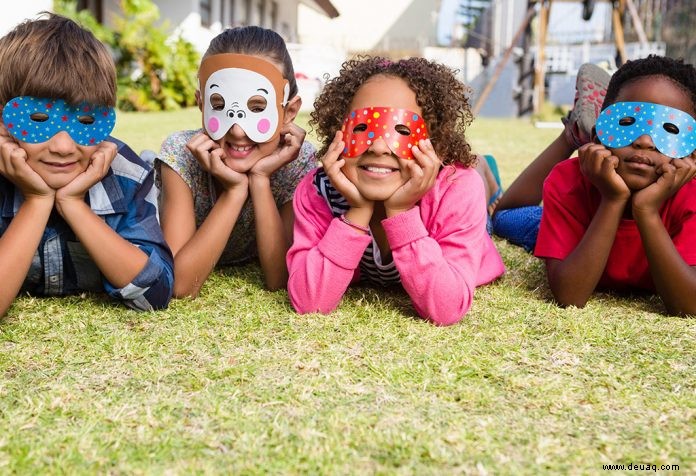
[226,123,248,139]
[48,131,77,154]
[632,133,657,150]
[366,136,392,156]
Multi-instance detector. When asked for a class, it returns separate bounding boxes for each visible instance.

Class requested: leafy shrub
[55,0,199,111]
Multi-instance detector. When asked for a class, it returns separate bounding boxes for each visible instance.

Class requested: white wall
[298,0,414,51]
[0,0,52,36]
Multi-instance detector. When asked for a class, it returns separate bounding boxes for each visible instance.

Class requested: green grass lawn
[1,109,693,474]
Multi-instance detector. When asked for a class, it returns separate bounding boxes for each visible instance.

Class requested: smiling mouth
[624,156,654,166]
[359,165,398,175]
[43,161,77,169]
[225,143,255,158]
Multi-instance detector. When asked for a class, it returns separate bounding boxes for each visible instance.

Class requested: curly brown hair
[310,56,475,167]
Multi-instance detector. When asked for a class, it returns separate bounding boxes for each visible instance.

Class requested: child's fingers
[208,148,228,174]
[599,155,620,182]
[324,158,354,192]
[281,122,307,143]
[320,132,345,169]
[672,156,696,183]
[0,122,12,139]
[405,159,425,187]
[186,133,218,156]
[6,146,29,175]
[277,132,302,163]
[88,153,106,181]
[97,141,118,175]
[324,157,345,180]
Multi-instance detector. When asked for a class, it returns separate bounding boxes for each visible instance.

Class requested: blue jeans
[491,206,543,252]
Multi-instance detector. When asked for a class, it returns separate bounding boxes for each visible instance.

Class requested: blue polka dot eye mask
[341,107,429,160]
[2,96,115,146]
[595,101,696,159]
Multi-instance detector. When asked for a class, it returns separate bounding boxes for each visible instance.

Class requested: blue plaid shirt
[0,137,174,311]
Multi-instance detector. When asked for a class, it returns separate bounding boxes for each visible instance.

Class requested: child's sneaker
[562,63,611,148]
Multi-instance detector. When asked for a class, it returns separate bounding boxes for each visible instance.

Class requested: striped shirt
[313,168,401,286]
[0,137,174,311]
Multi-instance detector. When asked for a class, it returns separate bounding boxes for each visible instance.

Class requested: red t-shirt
[534,157,696,291]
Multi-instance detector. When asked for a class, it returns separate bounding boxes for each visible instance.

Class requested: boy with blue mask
[534,55,696,315]
[0,14,174,316]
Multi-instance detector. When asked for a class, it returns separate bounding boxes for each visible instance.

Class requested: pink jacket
[287,165,505,325]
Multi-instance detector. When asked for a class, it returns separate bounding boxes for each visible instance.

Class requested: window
[77,0,103,22]
[270,1,278,30]
[200,0,212,27]
[220,0,238,27]
[258,0,266,27]
[245,0,252,25]
[229,0,237,26]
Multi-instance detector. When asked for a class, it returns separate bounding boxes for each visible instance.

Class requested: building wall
[298,0,438,53]
[0,0,52,36]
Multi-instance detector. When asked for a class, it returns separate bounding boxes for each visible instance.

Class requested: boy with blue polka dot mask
[0,14,174,316]
[535,55,696,315]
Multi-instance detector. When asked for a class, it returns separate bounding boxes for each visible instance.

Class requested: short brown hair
[0,13,116,107]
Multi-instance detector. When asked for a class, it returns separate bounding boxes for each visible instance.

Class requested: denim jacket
[0,137,174,310]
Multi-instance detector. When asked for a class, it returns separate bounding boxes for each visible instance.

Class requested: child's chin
[361,189,400,202]
[623,176,656,192]
[40,176,73,190]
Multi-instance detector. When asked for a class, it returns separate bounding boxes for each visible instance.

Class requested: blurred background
[2,0,694,118]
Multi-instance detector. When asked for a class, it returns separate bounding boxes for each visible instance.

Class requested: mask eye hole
[210,93,225,111]
[394,124,411,136]
[247,95,267,113]
[663,123,680,134]
[77,115,95,125]
[29,112,49,122]
[352,123,367,133]
[618,116,636,126]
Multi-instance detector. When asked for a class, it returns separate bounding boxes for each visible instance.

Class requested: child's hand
[249,123,305,178]
[633,155,696,215]
[384,139,441,216]
[321,130,372,210]
[55,140,117,203]
[0,123,54,200]
[187,132,247,190]
[578,143,630,202]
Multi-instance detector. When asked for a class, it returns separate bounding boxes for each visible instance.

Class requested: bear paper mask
[198,53,290,143]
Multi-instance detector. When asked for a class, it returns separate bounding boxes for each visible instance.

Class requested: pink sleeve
[286,172,371,314]
[383,168,503,325]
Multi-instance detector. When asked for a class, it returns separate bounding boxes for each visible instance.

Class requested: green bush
[55,0,199,111]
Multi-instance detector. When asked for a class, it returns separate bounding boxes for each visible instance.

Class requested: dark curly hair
[603,55,696,111]
[310,56,475,167]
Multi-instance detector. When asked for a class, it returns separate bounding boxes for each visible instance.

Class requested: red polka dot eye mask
[2,96,115,146]
[198,53,289,144]
[341,107,429,160]
[595,101,696,158]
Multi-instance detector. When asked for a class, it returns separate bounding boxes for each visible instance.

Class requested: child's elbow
[291,301,333,315]
[430,312,465,326]
[264,274,288,292]
[551,289,589,309]
[664,302,696,317]
[425,300,471,326]
[289,293,335,315]
[147,297,171,311]
[172,280,202,299]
